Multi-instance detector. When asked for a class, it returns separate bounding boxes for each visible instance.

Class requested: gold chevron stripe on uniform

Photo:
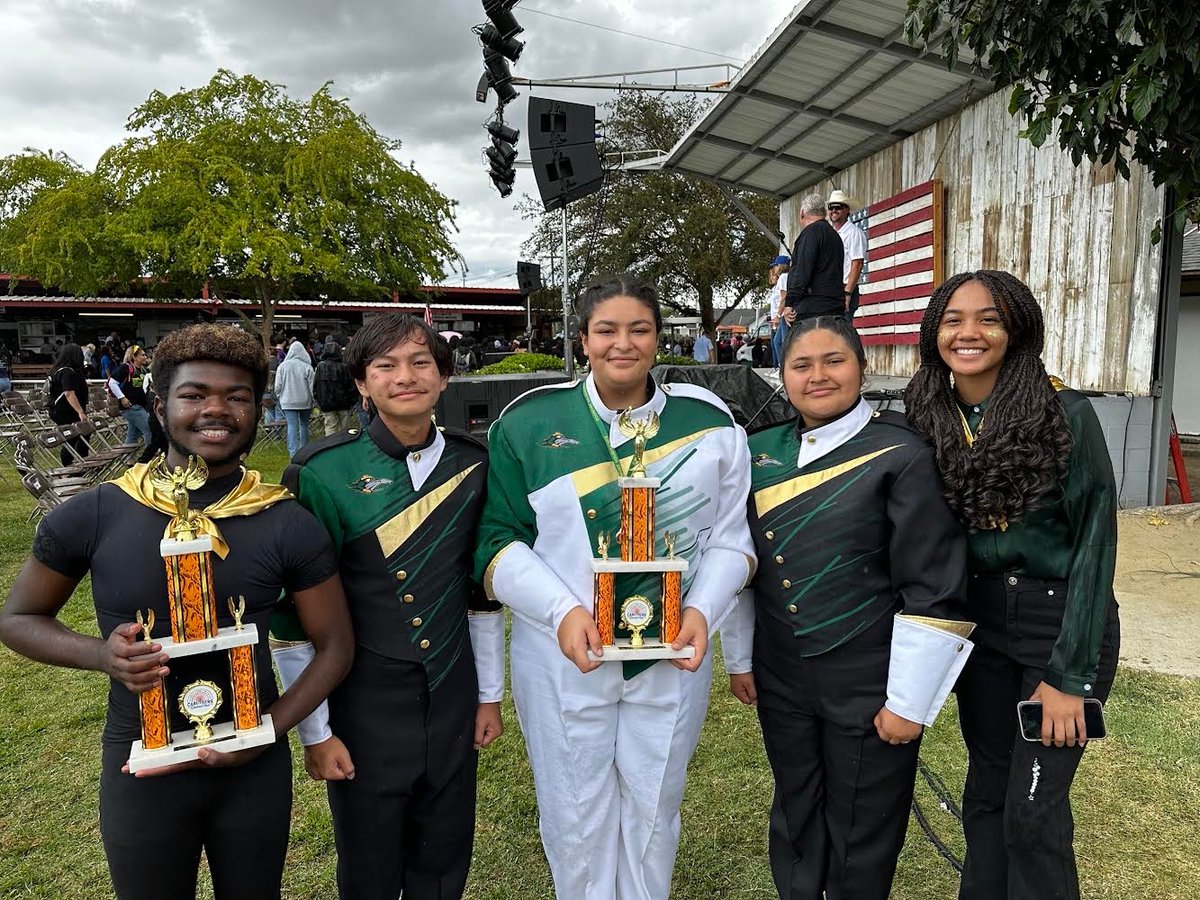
[375,463,481,558]
[754,445,902,517]
[570,427,722,497]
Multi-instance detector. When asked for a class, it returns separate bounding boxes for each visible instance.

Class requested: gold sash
[111,462,292,558]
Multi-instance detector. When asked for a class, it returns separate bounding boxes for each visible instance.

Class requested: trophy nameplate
[587,410,694,662]
[127,455,275,773]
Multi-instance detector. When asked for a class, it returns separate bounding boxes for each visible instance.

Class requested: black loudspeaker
[527,97,603,212]
[516,261,542,295]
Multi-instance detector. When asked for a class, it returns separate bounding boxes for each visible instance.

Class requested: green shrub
[474,353,565,376]
[655,353,700,367]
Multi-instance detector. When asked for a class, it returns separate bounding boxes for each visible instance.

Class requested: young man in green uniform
[271,314,504,900]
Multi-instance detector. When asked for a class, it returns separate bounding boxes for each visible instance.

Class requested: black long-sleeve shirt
[784,219,846,319]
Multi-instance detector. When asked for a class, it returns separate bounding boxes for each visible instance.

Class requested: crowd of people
[0,262,1118,900]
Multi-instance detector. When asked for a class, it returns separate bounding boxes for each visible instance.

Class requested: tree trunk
[698,284,716,337]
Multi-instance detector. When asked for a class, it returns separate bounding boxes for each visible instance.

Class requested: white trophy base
[127,714,275,773]
[156,624,259,659]
[586,640,696,662]
[591,559,688,574]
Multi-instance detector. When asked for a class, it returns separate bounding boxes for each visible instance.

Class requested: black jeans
[957,574,1120,900]
[99,739,292,900]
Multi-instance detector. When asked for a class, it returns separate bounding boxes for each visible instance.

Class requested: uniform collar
[367,416,445,491]
[584,373,667,448]
[795,396,872,469]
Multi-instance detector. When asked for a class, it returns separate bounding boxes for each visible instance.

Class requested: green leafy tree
[519,92,780,336]
[0,70,461,345]
[905,0,1199,236]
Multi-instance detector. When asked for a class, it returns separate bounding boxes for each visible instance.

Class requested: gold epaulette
[1048,375,1069,392]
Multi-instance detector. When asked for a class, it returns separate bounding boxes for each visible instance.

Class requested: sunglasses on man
[827,204,849,211]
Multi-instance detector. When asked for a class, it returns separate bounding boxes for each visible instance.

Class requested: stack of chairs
[2,387,144,521]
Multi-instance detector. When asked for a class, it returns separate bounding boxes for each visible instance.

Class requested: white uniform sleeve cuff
[489,541,588,636]
[885,615,976,727]
[685,547,754,633]
[271,642,333,746]
[718,590,755,674]
[469,611,506,703]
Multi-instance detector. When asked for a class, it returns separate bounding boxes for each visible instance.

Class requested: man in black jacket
[313,343,359,435]
[783,191,847,327]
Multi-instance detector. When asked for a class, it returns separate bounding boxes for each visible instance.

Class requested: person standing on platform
[474,275,754,900]
[274,339,315,457]
[723,315,971,900]
[904,271,1121,900]
[782,192,846,329]
[0,323,354,900]
[768,255,790,367]
[271,313,504,900]
[312,343,359,436]
[826,190,867,323]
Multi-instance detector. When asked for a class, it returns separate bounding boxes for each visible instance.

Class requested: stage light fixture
[487,119,520,144]
[484,50,514,87]
[488,71,519,106]
[487,139,517,169]
[479,22,524,63]
[482,0,523,40]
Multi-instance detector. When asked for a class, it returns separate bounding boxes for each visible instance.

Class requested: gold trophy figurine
[150,454,209,541]
[136,609,155,643]
[663,531,676,559]
[227,596,246,631]
[596,531,611,560]
[617,410,660,478]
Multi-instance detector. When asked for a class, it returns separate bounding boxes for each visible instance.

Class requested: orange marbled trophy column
[227,644,262,731]
[163,538,220,642]
[661,571,682,645]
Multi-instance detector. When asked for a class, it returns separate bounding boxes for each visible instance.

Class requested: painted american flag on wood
[851,179,944,346]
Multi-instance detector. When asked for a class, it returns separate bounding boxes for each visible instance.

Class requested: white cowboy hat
[827,189,856,209]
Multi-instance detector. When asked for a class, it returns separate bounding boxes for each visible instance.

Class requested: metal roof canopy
[662,0,993,199]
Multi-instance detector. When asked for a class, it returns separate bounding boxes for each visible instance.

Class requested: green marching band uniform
[269,416,503,899]
[721,397,975,900]
[954,382,1121,900]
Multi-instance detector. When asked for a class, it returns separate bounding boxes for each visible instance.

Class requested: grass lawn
[1,443,1198,898]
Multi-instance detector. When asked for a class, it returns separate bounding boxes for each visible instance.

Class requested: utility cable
[520,6,745,63]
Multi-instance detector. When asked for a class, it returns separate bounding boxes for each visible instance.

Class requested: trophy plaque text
[588,410,694,662]
[127,456,275,773]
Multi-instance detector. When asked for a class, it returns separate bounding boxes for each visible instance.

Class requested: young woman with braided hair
[905,270,1121,900]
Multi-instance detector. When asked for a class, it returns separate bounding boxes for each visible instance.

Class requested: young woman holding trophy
[474,275,755,900]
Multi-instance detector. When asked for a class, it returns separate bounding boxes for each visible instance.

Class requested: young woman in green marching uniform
[722,315,973,900]
[904,271,1120,900]
[473,276,755,900]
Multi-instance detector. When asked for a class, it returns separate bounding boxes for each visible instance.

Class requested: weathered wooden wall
[780,89,1164,394]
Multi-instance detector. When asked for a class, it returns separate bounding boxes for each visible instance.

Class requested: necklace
[957,405,981,447]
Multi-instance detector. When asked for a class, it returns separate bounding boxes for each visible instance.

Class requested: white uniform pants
[510,619,713,900]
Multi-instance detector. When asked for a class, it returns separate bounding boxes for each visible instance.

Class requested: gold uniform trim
[897,614,977,639]
[483,541,521,600]
[570,427,722,498]
[375,463,481,559]
[754,446,902,517]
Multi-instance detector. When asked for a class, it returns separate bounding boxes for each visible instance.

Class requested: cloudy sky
[0,0,797,290]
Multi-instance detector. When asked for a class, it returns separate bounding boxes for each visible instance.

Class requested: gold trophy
[588,410,691,662]
[126,455,275,772]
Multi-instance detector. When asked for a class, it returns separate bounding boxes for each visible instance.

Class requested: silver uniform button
[1084,683,1092,691]
[1047,589,1055,596]
[1008,576,1018,586]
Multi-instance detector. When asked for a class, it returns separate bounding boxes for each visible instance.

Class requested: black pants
[99,739,292,900]
[755,614,920,900]
[845,287,860,323]
[327,647,478,900]
[50,409,90,467]
[957,574,1120,900]
[139,398,168,464]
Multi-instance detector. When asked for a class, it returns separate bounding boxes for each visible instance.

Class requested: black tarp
[651,364,795,431]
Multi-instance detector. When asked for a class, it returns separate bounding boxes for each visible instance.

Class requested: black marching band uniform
[271,416,502,900]
[722,398,974,900]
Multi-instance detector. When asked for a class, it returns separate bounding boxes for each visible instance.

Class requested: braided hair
[904,270,1071,532]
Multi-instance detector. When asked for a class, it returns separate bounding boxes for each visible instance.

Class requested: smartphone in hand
[1017,699,1107,742]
